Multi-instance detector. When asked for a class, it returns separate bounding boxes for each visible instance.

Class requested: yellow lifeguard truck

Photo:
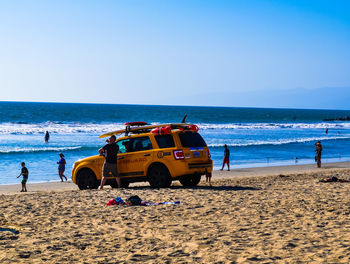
[71,122,213,189]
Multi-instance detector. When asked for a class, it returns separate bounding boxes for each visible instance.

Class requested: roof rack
[99,123,193,138]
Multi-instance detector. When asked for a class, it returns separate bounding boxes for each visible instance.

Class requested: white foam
[0,146,82,154]
[198,122,350,130]
[0,122,125,135]
[0,121,350,135]
[206,136,350,147]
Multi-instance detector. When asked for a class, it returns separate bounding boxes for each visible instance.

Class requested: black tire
[109,180,118,188]
[110,179,129,188]
[77,169,99,190]
[120,180,130,188]
[148,164,172,188]
[179,174,201,187]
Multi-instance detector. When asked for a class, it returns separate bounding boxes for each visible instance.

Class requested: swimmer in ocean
[45,131,50,143]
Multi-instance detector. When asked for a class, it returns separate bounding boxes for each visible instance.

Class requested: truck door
[116,138,132,178]
[124,136,153,177]
[116,136,153,178]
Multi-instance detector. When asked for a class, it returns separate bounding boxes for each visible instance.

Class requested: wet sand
[1,162,350,263]
[1,161,350,195]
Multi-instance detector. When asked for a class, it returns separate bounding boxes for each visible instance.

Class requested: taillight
[207,148,211,158]
[173,150,185,160]
[187,124,199,132]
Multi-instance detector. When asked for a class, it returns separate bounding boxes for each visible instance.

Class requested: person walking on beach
[315,141,323,168]
[57,153,67,182]
[99,135,120,189]
[206,171,212,186]
[17,162,28,192]
[220,144,230,171]
[45,131,50,143]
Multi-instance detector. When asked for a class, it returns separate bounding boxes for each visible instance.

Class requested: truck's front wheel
[77,169,99,190]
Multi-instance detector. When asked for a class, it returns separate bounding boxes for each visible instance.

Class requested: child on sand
[17,162,28,192]
[206,172,212,186]
[315,141,323,168]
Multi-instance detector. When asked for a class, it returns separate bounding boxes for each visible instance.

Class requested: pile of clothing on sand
[107,195,180,206]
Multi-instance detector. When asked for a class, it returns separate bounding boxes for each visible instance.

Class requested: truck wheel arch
[147,162,172,188]
[147,162,170,177]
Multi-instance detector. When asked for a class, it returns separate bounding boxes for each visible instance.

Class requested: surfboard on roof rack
[124,121,148,126]
[99,123,192,138]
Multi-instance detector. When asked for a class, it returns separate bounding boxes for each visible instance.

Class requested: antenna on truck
[181,114,187,123]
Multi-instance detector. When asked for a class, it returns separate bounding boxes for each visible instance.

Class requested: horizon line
[0,100,349,112]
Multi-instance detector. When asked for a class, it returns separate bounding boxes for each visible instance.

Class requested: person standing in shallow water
[45,131,50,143]
[315,141,323,168]
[220,144,230,171]
[57,153,67,182]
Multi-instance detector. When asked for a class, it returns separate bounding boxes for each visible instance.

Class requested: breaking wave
[207,136,350,148]
[0,146,83,154]
[198,122,350,130]
[1,121,350,135]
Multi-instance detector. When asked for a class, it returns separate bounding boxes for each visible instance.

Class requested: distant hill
[171,87,350,110]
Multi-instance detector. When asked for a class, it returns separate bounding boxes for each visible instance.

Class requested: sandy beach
[1,162,350,263]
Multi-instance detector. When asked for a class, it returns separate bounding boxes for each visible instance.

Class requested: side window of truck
[129,137,153,152]
[117,139,131,154]
[155,134,175,148]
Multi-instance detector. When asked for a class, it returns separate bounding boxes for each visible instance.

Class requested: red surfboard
[124,121,148,126]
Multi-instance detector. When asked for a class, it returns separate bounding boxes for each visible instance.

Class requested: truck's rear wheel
[77,169,99,190]
[179,174,201,187]
[148,164,172,188]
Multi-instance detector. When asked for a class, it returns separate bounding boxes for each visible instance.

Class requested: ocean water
[1,102,350,185]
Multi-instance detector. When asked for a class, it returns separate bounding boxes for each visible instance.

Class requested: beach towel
[142,201,180,206]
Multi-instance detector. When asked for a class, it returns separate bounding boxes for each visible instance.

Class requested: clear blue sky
[0,0,349,107]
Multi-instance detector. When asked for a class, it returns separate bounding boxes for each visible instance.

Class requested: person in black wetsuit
[99,135,120,189]
[45,131,50,143]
